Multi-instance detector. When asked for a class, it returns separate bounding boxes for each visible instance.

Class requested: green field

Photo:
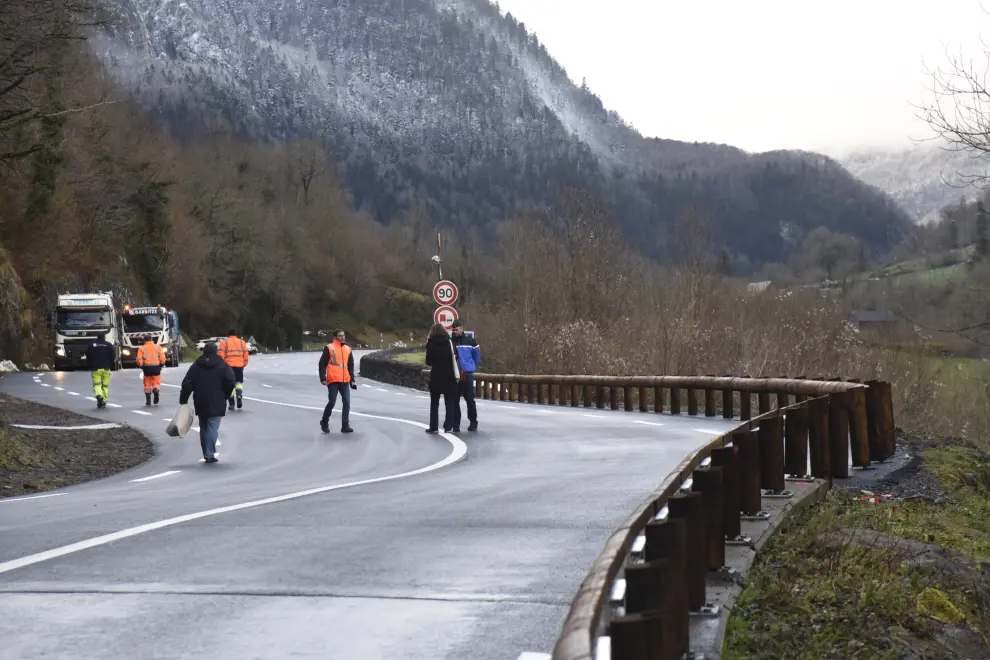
[393,351,425,365]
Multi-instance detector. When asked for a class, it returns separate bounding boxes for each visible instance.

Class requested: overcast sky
[494,0,990,157]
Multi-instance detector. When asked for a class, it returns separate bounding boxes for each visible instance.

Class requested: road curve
[0,351,739,660]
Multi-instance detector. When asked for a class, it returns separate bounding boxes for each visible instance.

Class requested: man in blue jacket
[85,331,116,408]
[450,320,480,432]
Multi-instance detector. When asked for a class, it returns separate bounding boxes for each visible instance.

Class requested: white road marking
[129,470,181,483]
[394,392,407,396]
[106,403,121,408]
[0,493,66,504]
[53,387,64,391]
[262,384,272,388]
[67,392,80,396]
[518,654,551,660]
[375,388,388,392]
[0,400,467,576]
[631,420,666,427]
[11,423,121,430]
[85,397,96,402]
[40,384,50,387]
[692,428,725,434]
[192,426,200,432]
[131,410,152,416]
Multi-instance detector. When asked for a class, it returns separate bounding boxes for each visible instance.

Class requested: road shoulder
[0,392,153,498]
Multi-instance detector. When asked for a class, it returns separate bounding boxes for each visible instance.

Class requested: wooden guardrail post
[654,386,664,413]
[670,387,681,414]
[583,384,593,408]
[740,376,752,420]
[880,381,895,458]
[692,466,725,570]
[722,381,734,419]
[668,491,707,611]
[475,378,483,398]
[571,384,581,408]
[783,404,810,478]
[828,392,850,479]
[687,388,698,415]
[624,386,635,412]
[609,386,619,411]
[734,430,763,516]
[710,446,745,543]
[848,387,871,468]
[807,396,832,484]
[484,380,493,400]
[758,415,786,494]
[704,379,716,416]
[639,386,649,413]
[639,516,690,658]
[757,388,771,417]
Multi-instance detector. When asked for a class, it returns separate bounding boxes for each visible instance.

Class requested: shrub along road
[0,351,738,659]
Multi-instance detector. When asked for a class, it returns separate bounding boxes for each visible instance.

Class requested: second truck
[120,304,183,368]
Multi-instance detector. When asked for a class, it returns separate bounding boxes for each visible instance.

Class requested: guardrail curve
[359,350,895,659]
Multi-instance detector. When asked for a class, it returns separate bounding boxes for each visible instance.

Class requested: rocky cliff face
[91,0,913,269]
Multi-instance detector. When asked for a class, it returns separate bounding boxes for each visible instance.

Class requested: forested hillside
[95,0,912,270]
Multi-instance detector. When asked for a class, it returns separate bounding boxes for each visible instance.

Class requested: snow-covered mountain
[840,143,990,224]
[92,0,913,269]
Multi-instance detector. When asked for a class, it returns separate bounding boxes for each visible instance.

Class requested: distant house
[850,309,897,330]
[746,280,771,293]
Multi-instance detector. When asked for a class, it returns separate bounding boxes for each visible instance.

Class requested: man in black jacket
[85,331,116,409]
[179,342,236,463]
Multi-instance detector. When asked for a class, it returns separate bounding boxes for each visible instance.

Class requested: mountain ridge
[93,0,913,270]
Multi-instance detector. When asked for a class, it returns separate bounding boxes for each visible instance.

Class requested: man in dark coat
[179,341,236,463]
[85,330,116,408]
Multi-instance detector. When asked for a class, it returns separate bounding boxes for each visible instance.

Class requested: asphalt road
[0,351,739,660]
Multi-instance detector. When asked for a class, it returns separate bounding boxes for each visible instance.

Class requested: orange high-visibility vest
[325,341,352,383]
[136,342,165,367]
[218,336,249,368]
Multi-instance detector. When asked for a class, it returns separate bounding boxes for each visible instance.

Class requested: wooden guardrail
[467,373,894,660]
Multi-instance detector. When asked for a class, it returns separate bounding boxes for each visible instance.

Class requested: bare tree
[0,0,115,165]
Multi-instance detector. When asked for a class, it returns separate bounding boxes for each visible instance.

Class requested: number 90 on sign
[433,280,458,305]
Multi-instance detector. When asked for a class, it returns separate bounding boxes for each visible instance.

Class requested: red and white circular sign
[434,305,458,329]
[433,280,458,306]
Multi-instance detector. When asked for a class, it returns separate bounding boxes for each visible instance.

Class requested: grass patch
[0,427,51,471]
[724,443,990,659]
[393,351,425,365]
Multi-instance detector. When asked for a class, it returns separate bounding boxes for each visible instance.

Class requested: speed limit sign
[433,280,458,306]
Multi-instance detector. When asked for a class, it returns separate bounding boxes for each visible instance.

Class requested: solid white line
[131,410,152,416]
[0,401,467,576]
[129,470,181,483]
[11,423,121,430]
[0,493,66,504]
[631,420,666,427]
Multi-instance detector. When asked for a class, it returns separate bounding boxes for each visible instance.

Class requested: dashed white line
[85,397,96,402]
[106,403,121,408]
[375,388,388,392]
[53,387,64,391]
[131,410,152,416]
[67,392,80,396]
[692,428,725,434]
[0,493,66,504]
[40,384,50,387]
[631,420,666,427]
[129,470,181,483]
[262,384,272,388]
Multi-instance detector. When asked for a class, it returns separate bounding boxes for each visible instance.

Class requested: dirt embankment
[0,392,153,498]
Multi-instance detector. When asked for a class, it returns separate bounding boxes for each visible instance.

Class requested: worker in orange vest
[136,337,166,406]
[318,328,356,433]
[218,328,249,410]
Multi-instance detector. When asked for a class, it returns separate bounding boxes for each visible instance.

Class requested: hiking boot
[341,425,353,433]
[425,428,439,434]
[236,395,243,409]
[468,422,478,432]
[320,421,330,434]
[153,390,159,405]
[205,456,218,463]
[96,395,104,408]
[145,393,151,406]
[452,427,460,433]
[228,396,235,411]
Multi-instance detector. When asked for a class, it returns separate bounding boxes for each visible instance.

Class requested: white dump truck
[120,304,183,368]
[51,291,124,371]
